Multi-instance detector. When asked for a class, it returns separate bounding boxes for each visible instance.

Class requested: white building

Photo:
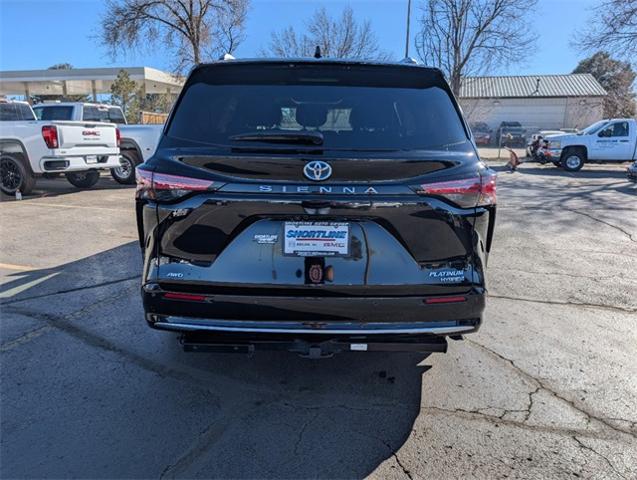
[0,66,183,99]
[459,74,607,131]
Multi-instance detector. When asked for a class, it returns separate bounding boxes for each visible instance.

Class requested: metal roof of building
[460,74,607,98]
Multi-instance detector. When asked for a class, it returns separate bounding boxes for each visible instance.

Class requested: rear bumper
[143,287,485,337]
[149,316,478,335]
[40,153,121,172]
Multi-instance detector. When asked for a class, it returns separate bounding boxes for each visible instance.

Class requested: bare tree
[99,0,249,73]
[264,6,389,60]
[416,0,537,96]
[206,0,248,58]
[576,0,637,59]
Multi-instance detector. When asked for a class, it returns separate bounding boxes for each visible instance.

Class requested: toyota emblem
[303,161,332,182]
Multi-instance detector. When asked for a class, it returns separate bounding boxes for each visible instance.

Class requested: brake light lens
[42,126,58,149]
[135,167,216,201]
[115,128,121,147]
[414,171,496,208]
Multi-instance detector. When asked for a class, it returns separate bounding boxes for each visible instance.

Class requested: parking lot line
[0,262,37,272]
[1,202,130,212]
[0,272,60,299]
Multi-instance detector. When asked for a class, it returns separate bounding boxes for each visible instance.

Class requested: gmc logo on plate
[82,130,100,136]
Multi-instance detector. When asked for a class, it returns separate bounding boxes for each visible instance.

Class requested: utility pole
[405,0,412,58]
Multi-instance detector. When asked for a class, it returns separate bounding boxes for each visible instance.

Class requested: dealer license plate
[284,222,349,256]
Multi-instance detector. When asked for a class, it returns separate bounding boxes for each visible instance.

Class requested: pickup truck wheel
[1,154,35,196]
[66,170,100,189]
[111,150,139,185]
[561,149,585,172]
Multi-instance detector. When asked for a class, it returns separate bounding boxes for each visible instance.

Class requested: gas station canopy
[0,66,184,98]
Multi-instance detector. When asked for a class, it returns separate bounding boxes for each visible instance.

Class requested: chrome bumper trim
[151,318,475,335]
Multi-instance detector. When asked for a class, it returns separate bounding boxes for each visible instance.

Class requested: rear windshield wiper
[230,131,324,146]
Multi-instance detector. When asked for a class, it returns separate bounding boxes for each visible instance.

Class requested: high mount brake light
[135,168,216,201]
[414,172,496,208]
[42,126,58,149]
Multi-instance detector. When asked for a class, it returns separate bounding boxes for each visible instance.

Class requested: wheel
[111,150,140,185]
[65,170,100,188]
[1,153,35,195]
[561,149,585,172]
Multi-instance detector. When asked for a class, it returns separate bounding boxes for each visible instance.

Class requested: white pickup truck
[543,118,637,171]
[0,100,120,195]
[32,102,163,184]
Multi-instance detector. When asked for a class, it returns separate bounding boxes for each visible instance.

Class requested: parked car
[33,102,163,184]
[470,122,492,146]
[135,58,497,357]
[542,119,637,171]
[0,99,120,195]
[497,121,526,147]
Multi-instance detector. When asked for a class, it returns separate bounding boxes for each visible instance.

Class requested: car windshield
[580,120,608,135]
[167,63,469,151]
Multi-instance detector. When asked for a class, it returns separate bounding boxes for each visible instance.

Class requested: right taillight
[135,167,216,201]
[413,171,496,208]
[42,126,58,149]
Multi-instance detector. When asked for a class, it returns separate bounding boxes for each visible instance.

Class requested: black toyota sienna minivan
[136,58,496,356]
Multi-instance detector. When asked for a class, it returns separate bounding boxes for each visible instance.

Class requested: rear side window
[33,106,74,121]
[167,64,469,151]
[0,103,36,121]
[107,107,126,124]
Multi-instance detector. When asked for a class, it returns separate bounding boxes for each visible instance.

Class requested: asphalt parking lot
[1,164,636,479]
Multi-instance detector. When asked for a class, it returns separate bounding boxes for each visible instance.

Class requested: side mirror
[598,130,609,138]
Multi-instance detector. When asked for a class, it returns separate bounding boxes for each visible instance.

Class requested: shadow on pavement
[0,175,132,202]
[1,242,430,479]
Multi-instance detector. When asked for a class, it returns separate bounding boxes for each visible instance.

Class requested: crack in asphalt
[0,274,141,305]
[571,436,628,480]
[159,419,230,479]
[564,208,637,243]
[466,339,637,440]
[490,267,621,282]
[379,439,414,480]
[2,303,222,407]
[293,412,320,455]
[420,405,620,441]
[487,294,637,314]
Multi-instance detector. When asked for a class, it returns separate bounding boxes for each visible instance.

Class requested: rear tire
[66,170,100,189]
[1,153,35,196]
[561,149,585,172]
[111,150,140,185]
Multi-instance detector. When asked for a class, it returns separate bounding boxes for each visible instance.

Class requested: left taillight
[135,167,216,201]
[413,171,496,208]
[42,126,58,149]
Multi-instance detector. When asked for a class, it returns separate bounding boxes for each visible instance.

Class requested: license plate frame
[283,221,350,257]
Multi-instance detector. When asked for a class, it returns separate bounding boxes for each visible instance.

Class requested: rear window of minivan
[167,63,469,151]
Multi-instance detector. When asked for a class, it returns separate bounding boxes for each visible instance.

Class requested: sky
[0,0,599,75]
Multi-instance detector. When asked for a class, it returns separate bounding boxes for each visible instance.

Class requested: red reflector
[424,296,467,304]
[164,292,206,302]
